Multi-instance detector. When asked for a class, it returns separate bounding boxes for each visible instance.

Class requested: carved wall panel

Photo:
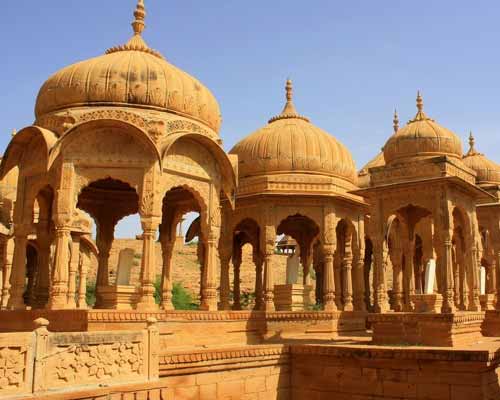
[164,138,221,183]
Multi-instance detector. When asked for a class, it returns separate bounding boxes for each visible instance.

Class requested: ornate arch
[0,126,57,179]
[161,177,210,240]
[47,119,162,170]
[162,132,237,207]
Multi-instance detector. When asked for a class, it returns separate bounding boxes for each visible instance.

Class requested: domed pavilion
[224,79,367,312]
[463,133,500,311]
[0,0,236,311]
[356,92,494,318]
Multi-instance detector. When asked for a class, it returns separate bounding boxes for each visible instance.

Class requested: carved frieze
[50,342,143,384]
[0,347,26,391]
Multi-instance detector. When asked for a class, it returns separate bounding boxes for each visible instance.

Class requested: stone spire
[106,0,163,59]
[393,109,399,133]
[132,0,146,36]
[410,90,432,122]
[466,131,481,156]
[269,79,309,123]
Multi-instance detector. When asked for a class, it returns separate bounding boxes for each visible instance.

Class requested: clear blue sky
[3,0,500,237]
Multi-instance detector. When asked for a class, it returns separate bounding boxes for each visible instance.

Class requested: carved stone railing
[0,317,159,398]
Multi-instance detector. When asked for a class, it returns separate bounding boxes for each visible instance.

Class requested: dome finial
[410,90,431,122]
[466,131,480,156]
[393,109,399,133]
[416,90,423,112]
[132,0,146,36]
[268,79,310,123]
[286,78,293,102]
[11,129,16,138]
[106,0,164,59]
[281,78,298,116]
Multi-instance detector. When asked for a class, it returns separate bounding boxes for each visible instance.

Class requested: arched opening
[274,214,320,311]
[28,185,54,309]
[159,186,203,310]
[231,218,260,310]
[452,206,476,311]
[76,178,139,309]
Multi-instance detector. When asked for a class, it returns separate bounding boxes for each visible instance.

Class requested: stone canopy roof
[34,0,222,133]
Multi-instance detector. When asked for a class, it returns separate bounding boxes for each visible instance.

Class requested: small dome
[229,80,357,184]
[383,93,463,165]
[358,152,385,188]
[462,132,500,185]
[35,1,221,133]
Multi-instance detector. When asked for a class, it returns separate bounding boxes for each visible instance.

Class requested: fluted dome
[383,93,463,165]
[462,133,500,185]
[229,80,357,184]
[35,1,221,133]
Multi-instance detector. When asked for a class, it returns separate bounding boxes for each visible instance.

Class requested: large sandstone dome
[462,133,500,185]
[230,80,357,184]
[35,1,221,133]
[383,93,463,165]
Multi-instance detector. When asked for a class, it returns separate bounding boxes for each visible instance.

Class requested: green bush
[153,277,198,310]
[86,281,96,307]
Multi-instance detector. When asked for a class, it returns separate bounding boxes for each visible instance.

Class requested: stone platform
[368,311,485,347]
[0,309,368,349]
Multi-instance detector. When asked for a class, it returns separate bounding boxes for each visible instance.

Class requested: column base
[273,284,313,311]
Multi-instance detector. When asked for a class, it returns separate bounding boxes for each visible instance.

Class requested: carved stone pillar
[334,251,342,309]
[160,239,174,310]
[1,238,14,309]
[77,252,89,309]
[218,238,231,310]
[254,252,264,310]
[47,227,72,310]
[137,217,160,311]
[7,231,29,310]
[353,224,366,312]
[363,241,373,312]
[303,248,312,286]
[66,235,80,309]
[200,230,219,311]
[232,246,242,310]
[468,242,481,311]
[94,220,115,308]
[373,237,390,313]
[342,235,354,311]
[323,244,336,311]
[33,226,51,309]
[441,229,456,313]
[262,224,276,311]
[403,237,415,311]
[390,246,403,312]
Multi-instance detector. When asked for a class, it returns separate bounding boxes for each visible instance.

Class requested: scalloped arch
[0,126,57,179]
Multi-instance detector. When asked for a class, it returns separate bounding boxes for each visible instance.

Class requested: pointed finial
[285,79,293,102]
[268,78,309,123]
[132,0,146,36]
[466,131,479,156]
[393,109,399,133]
[416,91,423,112]
[409,90,431,122]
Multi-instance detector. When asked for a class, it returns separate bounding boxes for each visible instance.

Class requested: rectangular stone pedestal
[482,310,500,336]
[368,312,485,347]
[411,293,442,313]
[97,285,139,310]
[273,284,313,311]
[480,294,496,311]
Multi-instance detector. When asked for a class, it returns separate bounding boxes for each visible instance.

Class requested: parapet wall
[0,318,159,399]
